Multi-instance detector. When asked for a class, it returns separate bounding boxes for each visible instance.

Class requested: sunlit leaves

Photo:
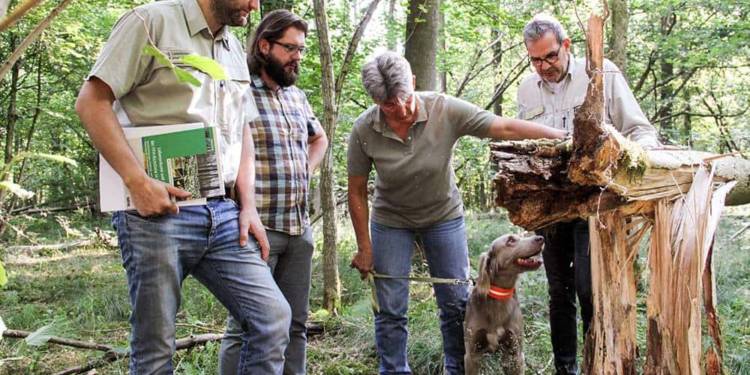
[180,54,228,80]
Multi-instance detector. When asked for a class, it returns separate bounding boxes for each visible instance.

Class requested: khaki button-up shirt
[516,55,660,148]
[88,0,254,185]
[348,92,495,228]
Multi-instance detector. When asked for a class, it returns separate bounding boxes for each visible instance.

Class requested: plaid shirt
[249,75,319,235]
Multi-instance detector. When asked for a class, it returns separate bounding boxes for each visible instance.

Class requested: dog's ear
[474,252,491,297]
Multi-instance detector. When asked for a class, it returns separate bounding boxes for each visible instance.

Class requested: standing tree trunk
[491,29,503,116]
[312,0,341,313]
[608,0,629,75]
[4,34,19,167]
[313,0,382,313]
[385,0,397,51]
[0,0,75,82]
[657,10,676,137]
[261,0,295,14]
[0,0,10,19]
[404,0,440,91]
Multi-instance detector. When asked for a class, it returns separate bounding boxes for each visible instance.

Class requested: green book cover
[141,127,223,199]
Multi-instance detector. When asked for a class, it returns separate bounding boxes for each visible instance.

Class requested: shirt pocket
[218,63,250,146]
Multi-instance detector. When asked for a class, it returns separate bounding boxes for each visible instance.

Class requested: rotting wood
[490,3,748,373]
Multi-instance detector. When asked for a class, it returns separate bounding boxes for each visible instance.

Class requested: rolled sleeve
[607,64,661,148]
[87,10,151,99]
[445,96,495,138]
[347,125,372,177]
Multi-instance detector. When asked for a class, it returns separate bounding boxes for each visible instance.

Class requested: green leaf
[0,262,7,288]
[179,54,228,81]
[25,324,58,346]
[143,44,174,68]
[174,67,201,87]
[0,181,35,199]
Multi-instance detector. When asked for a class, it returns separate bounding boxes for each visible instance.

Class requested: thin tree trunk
[0,0,44,32]
[0,0,10,19]
[608,0,629,75]
[386,0,397,51]
[404,0,440,91]
[4,34,18,167]
[657,11,675,137]
[312,0,341,313]
[0,0,76,82]
[491,29,503,116]
[313,0,381,313]
[261,0,294,15]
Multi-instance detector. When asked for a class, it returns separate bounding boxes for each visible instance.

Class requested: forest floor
[0,209,748,374]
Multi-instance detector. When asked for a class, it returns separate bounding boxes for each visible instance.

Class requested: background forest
[0,0,749,373]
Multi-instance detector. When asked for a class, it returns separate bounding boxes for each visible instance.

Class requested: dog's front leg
[464,330,481,375]
[499,331,524,375]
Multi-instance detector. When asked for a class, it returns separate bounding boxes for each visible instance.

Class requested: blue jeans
[112,199,291,374]
[220,226,315,375]
[371,216,469,375]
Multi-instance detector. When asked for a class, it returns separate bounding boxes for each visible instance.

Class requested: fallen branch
[6,239,96,253]
[2,329,113,352]
[2,329,225,375]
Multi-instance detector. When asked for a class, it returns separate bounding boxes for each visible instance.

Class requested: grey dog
[464,234,544,375]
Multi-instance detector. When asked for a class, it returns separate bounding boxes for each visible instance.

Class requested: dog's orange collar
[488,285,514,301]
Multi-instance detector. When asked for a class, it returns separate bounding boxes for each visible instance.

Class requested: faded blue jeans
[371,216,470,375]
[112,199,291,374]
[219,226,315,375]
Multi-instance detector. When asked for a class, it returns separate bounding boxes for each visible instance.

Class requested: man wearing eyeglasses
[516,14,659,375]
[219,9,328,375]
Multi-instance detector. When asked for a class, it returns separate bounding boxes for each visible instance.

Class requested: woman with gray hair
[347,51,565,375]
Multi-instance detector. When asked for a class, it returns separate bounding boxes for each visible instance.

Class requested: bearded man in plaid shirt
[219,10,328,375]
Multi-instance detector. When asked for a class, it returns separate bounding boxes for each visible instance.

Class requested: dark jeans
[538,219,593,375]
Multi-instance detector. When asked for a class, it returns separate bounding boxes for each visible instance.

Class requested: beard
[211,0,248,27]
[265,53,299,87]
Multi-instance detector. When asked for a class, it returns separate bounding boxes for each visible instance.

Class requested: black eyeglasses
[270,41,307,56]
[529,46,562,66]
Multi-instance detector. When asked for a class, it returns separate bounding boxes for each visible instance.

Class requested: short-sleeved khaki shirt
[347,92,495,228]
[88,0,254,185]
[516,55,659,148]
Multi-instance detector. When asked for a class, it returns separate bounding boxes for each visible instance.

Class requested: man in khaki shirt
[516,14,660,375]
[75,1,292,373]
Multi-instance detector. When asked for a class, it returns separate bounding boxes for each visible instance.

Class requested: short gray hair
[523,14,568,45]
[361,51,414,103]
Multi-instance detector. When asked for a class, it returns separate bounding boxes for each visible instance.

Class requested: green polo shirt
[347,92,495,228]
[87,0,253,185]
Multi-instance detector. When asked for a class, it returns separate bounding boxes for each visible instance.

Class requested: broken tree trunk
[491,4,749,374]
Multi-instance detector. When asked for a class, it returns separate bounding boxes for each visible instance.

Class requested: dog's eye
[506,236,517,246]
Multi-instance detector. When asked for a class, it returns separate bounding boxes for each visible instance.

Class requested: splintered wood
[584,212,640,375]
[490,6,748,374]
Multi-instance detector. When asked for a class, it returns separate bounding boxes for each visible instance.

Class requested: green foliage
[0,260,7,287]
[179,54,229,81]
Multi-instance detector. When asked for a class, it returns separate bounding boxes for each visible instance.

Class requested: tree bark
[0,0,44,32]
[312,0,381,313]
[0,0,75,82]
[657,11,676,136]
[0,0,9,19]
[608,0,629,75]
[404,0,440,91]
[261,0,295,14]
[386,0,397,50]
[312,0,341,313]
